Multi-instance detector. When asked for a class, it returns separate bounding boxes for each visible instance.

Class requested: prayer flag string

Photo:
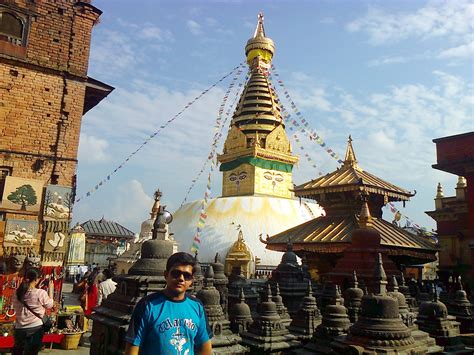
[191,66,248,253]
[268,65,344,165]
[75,63,243,203]
[180,65,248,207]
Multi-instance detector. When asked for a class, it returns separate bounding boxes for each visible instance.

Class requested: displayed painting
[3,219,39,247]
[1,176,44,213]
[43,185,73,221]
[67,229,85,265]
[44,231,67,252]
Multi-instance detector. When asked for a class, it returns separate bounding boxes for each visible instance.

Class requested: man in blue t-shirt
[125,252,212,355]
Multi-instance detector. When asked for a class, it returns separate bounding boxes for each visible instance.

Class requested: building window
[0,167,12,200]
[0,11,25,45]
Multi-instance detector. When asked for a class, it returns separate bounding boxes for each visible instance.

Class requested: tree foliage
[7,184,38,210]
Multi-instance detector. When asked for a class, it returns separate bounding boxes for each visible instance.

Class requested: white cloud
[368,56,409,67]
[78,134,110,164]
[347,1,473,45]
[438,40,474,59]
[187,20,203,36]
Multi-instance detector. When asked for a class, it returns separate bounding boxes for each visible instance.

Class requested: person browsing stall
[12,268,54,355]
[125,252,212,355]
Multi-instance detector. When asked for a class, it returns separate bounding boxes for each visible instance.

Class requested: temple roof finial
[374,253,387,295]
[344,135,358,168]
[436,183,444,198]
[456,176,467,189]
[253,12,266,38]
[150,188,162,219]
[358,199,373,228]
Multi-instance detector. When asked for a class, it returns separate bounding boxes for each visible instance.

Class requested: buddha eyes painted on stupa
[263,171,284,183]
[229,171,247,182]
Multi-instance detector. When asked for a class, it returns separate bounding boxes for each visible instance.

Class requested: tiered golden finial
[217,13,298,199]
[245,12,275,71]
[436,183,444,198]
[343,135,359,169]
[456,176,467,188]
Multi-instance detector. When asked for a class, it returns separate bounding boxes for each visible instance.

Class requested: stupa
[448,277,474,334]
[196,266,247,354]
[388,275,442,354]
[90,191,176,354]
[343,271,363,323]
[416,289,469,353]
[299,285,351,354]
[227,266,259,315]
[172,12,323,269]
[272,283,292,327]
[266,241,310,315]
[114,189,178,274]
[229,288,253,334]
[266,137,438,279]
[210,253,229,317]
[332,253,426,354]
[240,283,300,353]
[288,280,322,342]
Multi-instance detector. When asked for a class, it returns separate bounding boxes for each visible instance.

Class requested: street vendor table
[0,333,64,351]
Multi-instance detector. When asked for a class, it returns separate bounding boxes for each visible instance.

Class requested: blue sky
[74,0,473,233]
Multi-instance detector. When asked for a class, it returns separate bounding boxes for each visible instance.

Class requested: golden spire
[456,176,467,188]
[343,135,358,168]
[358,200,373,228]
[245,12,275,70]
[436,183,444,198]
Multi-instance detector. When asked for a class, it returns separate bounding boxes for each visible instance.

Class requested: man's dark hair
[103,268,113,280]
[166,252,196,273]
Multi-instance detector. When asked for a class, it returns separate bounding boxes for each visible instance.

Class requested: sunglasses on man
[169,270,194,281]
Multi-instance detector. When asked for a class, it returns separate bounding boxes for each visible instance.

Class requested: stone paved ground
[41,282,90,354]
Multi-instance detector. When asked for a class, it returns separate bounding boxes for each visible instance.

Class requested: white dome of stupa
[172,196,323,265]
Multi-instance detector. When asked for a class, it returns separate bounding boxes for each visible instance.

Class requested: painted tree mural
[7,184,37,211]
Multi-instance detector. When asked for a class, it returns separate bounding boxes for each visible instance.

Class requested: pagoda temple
[265,136,438,278]
[172,13,322,269]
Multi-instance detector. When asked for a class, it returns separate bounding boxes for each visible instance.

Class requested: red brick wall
[0,0,101,254]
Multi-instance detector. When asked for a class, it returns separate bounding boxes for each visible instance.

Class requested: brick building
[0,0,112,265]
[426,132,474,285]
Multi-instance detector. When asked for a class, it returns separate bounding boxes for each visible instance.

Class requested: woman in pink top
[12,268,54,355]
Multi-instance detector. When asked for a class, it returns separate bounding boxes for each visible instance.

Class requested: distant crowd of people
[72,265,117,316]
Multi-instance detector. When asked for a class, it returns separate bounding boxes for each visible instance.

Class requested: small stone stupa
[272,283,292,327]
[210,253,229,317]
[228,266,259,315]
[388,275,442,353]
[416,289,468,353]
[343,270,363,324]
[332,253,423,354]
[90,190,176,354]
[268,241,310,316]
[399,272,417,312]
[196,266,247,354]
[288,280,322,343]
[229,287,253,334]
[240,283,300,353]
[299,284,350,354]
[448,277,474,334]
